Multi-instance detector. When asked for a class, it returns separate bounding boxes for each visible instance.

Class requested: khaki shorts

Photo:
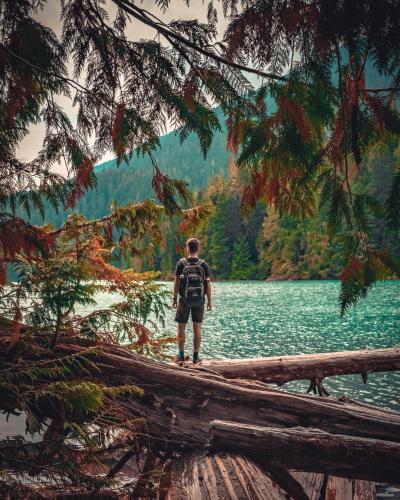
[175,299,204,324]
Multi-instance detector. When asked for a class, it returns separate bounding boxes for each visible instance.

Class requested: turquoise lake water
[1,280,399,438]
[162,280,400,409]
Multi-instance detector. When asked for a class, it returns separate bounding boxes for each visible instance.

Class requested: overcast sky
[17,0,235,170]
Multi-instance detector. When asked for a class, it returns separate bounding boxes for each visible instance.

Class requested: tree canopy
[1,0,400,495]
[1,0,399,311]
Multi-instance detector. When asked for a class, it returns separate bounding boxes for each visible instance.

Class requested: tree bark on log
[54,344,400,446]
[2,339,398,495]
[290,471,376,500]
[158,451,376,500]
[24,342,395,494]
[201,347,400,386]
[209,420,400,483]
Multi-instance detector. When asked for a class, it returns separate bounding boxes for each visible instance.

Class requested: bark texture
[79,345,400,447]
[45,343,400,495]
[209,420,400,483]
[201,347,400,386]
[158,451,376,500]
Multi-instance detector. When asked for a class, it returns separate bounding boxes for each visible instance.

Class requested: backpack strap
[181,257,189,267]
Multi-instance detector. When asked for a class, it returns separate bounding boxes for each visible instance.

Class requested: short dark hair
[186,237,200,253]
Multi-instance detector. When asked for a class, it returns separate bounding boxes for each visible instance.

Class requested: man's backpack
[178,258,206,307]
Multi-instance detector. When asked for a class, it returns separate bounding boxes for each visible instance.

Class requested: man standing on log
[173,238,212,364]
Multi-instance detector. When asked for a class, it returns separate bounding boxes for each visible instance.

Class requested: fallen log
[64,344,400,446]
[290,472,376,500]
[158,451,376,500]
[209,420,400,484]
[4,340,399,493]
[201,347,400,391]
[158,451,291,500]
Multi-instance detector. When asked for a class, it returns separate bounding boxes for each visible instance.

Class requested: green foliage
[157,145,398,287]
[1,0,400,494]
[230,235,256,280]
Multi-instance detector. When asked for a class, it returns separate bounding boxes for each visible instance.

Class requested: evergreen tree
[208,198,233,278]
[230,235,256,280]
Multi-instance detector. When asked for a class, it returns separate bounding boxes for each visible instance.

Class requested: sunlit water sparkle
[1,280,399,438]
[161,280,400,410]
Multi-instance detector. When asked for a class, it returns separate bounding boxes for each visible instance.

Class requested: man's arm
[173,274,180,308]
[206,279,212,310]
[203,262,212,310]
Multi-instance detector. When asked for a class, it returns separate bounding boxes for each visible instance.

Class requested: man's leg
[175,300,190,362]
[191,303,204,363]
[193,322,201,362]
[177,322,186,361]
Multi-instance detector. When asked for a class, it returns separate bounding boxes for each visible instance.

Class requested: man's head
[186,237,200,256]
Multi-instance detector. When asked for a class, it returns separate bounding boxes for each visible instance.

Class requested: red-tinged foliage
[226,113,247,155]
[241,170,267,212]
[364,94,386,133]
[131,321,151,346]
[340,256,363,283]
[177,206,208,234]
[152,166,166,203]
[111,103,127,159]
[0,216,55,262]
[104,221,113,245]
[182,79,197,113]
[0,262,6,286]
[6,77,38,125]
[66,162,95,209]
[65,138,96,209]
[265,176,281,206]
[324,111,345,172]
[175,242,184,254]
[226,24,246,61]
[276,95,312,142]
[86,237,123,284]
[8,304,22,350]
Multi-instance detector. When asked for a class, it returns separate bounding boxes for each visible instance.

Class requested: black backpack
[178,258,206,307]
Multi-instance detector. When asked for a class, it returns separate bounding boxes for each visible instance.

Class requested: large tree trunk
[201,347,400,387]
[290,472,376,500]
[15,342,393,493]
[61,344,400,446]
[209,420,400,483]
[3,333,398,495]
[158,451,376,500]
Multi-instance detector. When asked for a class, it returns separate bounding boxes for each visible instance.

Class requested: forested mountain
[19,61,398,280]
[22,107,231,228]
[20,120,400,281]
[155,142,400,280]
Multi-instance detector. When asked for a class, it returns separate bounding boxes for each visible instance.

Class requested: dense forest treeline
[18,138,400,281]
[17,61,399,281]
[156,142,400,280]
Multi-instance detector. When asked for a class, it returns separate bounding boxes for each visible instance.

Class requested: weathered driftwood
[290,471,376,500]
[201,347,400,391]
[57,344,400,447]
[209,420,400,483]
[27,342,396,495]
[158,451,376,500]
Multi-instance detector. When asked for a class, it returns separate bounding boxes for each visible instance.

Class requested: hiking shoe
[193,357,202,365]
[173,355,185,365]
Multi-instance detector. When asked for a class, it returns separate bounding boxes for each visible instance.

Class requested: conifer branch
[112,0,287,82]
[365,87,400,93]
[334,40,353,209]
[1,46,114,113]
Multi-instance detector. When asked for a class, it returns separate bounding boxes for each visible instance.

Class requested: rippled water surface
[2,280,399,438]
[162,280,400,409]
